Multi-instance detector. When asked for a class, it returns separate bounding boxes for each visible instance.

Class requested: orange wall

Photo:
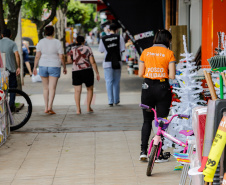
[202,0,226,67]
[213,0,226,56]
[202,0,213,67]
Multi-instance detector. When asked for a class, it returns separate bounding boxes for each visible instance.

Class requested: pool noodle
[198,100,216,172]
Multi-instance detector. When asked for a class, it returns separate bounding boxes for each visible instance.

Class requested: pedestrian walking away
[138,29,176,162]
[33,25,67,115]
[98,23,125,107]
[67,35,100,115]
[0,29,21,112]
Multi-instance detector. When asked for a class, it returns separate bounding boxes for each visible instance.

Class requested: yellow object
[65,31,71,44]
[203,113,226,182]
[65,28,74,45]
[3,83,7,90]
[0,105,3,113]
[180,74,185,84]
[5,19,39,45]
[215,82,220,88]
[52,17,58,25]
[21,19,39,46]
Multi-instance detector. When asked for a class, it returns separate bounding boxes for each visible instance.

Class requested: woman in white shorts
[33,26,67,114]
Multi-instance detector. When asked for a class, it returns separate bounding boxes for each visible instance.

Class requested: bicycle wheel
[8,88,32,131]
[146,145,158,176]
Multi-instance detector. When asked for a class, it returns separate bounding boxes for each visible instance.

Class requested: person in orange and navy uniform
[138,29,176,162]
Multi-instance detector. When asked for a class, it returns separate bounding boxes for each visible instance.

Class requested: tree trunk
[61,0,69,54]
[6,0,22,41]
[54,0,69,53]
[33,0,59,40]
[15,10,23,89]
[0,0,6,37]
[3,0,22,89]
[55,9,67,53]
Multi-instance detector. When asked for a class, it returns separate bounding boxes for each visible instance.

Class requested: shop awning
[102,0,164,54]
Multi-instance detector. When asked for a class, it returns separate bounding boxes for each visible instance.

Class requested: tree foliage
[67,0,98,33]
[21,0,45,20]
[0,0,98,40]
[0,0,56,40]
[67,1,90,26]
[84,4,98,32]
[21,0,60,40]
[0,0,6,34]
[22,0,68,19]
[0,0,22,40]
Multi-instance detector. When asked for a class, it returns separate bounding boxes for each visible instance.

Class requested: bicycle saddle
[179,130,194,136]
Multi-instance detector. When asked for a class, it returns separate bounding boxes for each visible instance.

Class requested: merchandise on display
[194,32,226,184]
[125,44,139,75]
[191,106,207,165]
[199,100,216,172]
[179,136,199,185]
[0,53,10,146]
[203,113,226,183]
[203,32,226,184]
[184,107,207,184]
[165,35,205,151]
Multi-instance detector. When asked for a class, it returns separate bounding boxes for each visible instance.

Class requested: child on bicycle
[138,29,176,162]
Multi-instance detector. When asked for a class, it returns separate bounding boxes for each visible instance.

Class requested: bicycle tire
[146,145,158,176]
[8,88,32,131]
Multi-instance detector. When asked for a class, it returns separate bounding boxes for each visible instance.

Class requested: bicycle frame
[140,105,189,158]
[148,128,188,158]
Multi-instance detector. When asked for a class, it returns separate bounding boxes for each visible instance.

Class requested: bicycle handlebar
[139,104,190,124]
[178,114,190,119]
[140,104,150,109]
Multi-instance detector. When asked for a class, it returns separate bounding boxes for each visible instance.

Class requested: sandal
[87,108,93,113]
[48,110,56,114]
[76,111,81,115]
[87,110,94,114]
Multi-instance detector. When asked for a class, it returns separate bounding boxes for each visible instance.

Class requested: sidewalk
[0,45,186,185]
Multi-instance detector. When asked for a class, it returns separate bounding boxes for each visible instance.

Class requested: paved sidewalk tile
[0,132,187,185]
[0,46,189,185]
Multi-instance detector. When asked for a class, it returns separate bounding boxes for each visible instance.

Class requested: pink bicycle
[140,104,192,176]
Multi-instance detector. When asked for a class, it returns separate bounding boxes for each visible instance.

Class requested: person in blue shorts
[33,26,67,114]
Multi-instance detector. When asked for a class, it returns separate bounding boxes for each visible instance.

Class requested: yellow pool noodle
[203,113,226,182]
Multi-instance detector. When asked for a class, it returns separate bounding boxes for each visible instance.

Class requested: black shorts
[72,68,94,87]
